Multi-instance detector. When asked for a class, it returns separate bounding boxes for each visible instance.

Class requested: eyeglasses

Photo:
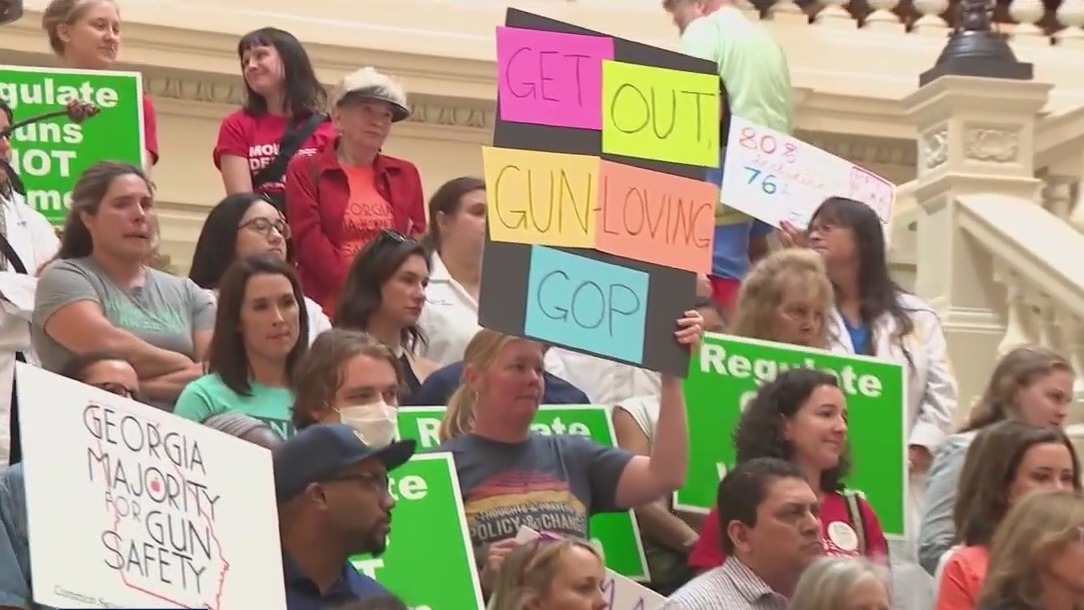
[241,217,291,239]
[93,382,139,400]
[324,471,390,495]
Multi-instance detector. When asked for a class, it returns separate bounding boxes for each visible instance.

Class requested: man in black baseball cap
[276,423,416,609]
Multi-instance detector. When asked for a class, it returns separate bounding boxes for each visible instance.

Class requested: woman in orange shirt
[935,420,1080,610]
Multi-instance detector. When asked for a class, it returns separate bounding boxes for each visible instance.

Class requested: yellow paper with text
[482,146,600,248]
[601,61,719,168]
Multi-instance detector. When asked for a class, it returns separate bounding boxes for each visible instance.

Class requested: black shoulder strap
[0,215,28,275]
[251,112,326,189]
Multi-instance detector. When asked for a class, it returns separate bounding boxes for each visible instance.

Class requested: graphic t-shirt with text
[213,110,336,196]
[432,433,634,560]
[173,373,296,439]
[31,257,216,411]
[340,164,395,264]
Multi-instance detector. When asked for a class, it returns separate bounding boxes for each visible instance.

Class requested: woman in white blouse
[417,176,486,366]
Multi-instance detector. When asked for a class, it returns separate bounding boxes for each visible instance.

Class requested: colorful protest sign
[15,363,285,610]
[350,454,484,610]
[482,8,716,376]
[675,334,908,537]
[397,405,650,581]
[601,61,719,168]
[516,526,664,610]
[0,66,145,226]
[721,116,896,228]
[482,147,600,248]
[595,160,715,273]
[496,27,614,130]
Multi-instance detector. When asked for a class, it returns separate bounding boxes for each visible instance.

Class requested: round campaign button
[827,521,859,552]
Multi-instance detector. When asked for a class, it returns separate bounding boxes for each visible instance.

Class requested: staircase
[888,81,1084,446]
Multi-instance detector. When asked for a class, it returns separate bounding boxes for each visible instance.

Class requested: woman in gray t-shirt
[32,161,215,411]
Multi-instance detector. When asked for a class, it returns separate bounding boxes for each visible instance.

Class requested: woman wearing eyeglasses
[188,192,331,344]
[285,67,426,315]
[174,254,307,439]
[334,231,437,403]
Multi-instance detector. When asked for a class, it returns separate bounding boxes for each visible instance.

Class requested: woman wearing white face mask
[173,254,307,439]
[291,328,403,447]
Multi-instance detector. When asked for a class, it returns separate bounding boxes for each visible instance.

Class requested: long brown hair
[209,254,309,396]
[963,345,1073,432]
[954,420,1080,547]
[978,490,1084,610]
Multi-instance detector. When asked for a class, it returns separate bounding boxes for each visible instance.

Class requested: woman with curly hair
[688,367,889,571]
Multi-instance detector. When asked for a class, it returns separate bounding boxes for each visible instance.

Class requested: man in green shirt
[663,0,795,314]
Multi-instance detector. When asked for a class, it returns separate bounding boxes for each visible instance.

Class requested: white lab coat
[825,291,957,610]
[0,192,60,465]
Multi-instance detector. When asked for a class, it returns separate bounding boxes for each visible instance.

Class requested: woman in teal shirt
[175,254,309,438]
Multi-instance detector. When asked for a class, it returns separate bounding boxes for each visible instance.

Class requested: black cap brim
[370,439,416,472]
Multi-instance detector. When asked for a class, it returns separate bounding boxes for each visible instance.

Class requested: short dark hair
[334,231,429,352]
[60,351,128,382]
[210,254,309,396]
[189,192,272,290]
[955,420,1081,546]
[717,457,807,554]
[237,27,327,117]
[734,368,848,493]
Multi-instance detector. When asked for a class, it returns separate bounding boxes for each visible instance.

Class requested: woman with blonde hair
[918,345,1075,573]
[435,308,701,595]
[789,556,890,610]
[977,490,1084,610]
[488,535,607,610]
[728,247,834,348]
[41,0,158,171]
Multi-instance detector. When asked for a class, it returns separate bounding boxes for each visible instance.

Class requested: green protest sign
[0,66,145,225]
[398,405,651,581]
[350,453,484,610]
[676,334,907,536]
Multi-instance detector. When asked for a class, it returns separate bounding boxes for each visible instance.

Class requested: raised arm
[613,311,701,509]
[613,405,699,554]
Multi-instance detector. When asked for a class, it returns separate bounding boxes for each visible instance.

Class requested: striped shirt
[662,557,789,610]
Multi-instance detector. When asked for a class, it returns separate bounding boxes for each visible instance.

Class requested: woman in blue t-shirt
[174,253,308,439]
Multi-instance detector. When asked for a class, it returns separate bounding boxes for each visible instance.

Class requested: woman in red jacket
[285,67,425,315]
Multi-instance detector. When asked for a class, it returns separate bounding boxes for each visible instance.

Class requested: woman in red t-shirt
[40,0,159,171]
[214,27,336,210]
[690,367,890,571]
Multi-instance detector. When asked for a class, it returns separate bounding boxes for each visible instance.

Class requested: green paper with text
[398,405,651,581]
[0,66,144,226]
[676,333,908,537]
[350,453,485,610]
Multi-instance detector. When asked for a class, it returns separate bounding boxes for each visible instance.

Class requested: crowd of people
[0,0,1082,609]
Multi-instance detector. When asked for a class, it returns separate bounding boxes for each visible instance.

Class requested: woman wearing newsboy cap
[285,67,426,315]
